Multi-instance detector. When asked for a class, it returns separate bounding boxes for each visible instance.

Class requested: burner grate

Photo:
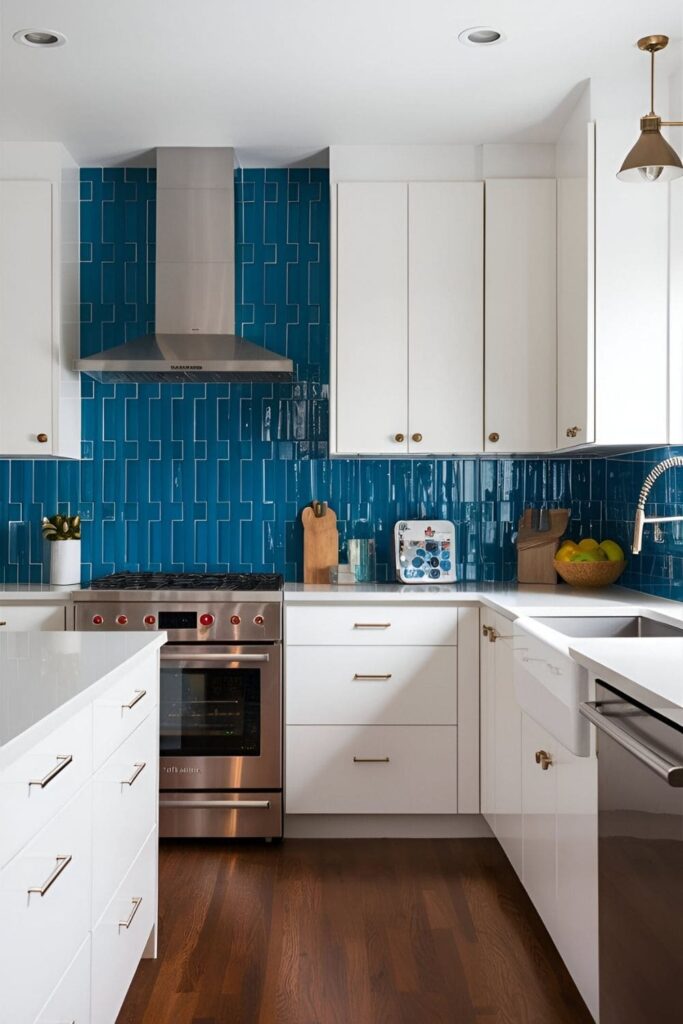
[88,571,283,592]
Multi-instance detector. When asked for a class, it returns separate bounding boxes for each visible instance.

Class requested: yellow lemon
[577,538,600,552]
[599,539,625,562]
[557,540,579,554]
[555,548,574,563]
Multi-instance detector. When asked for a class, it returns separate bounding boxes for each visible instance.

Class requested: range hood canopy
[76,147,293,383]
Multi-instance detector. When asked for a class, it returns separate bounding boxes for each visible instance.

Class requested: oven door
[159,644,281,790]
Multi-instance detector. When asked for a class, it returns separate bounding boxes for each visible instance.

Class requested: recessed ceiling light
[458,27,505,47]
[13,29,67,48]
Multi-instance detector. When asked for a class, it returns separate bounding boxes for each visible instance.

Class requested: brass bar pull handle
[535,749,553,771]
[122,762,146,786]
[29,754,73,789]
[482,624,492,637]
[353,756,390,763]
[28,853,72,896]
[121,688,146,710]
[353,623,391,629]
[119,896,142,930]
[353,673,392,680]
[566,425,582,438]
[0,620,6,626]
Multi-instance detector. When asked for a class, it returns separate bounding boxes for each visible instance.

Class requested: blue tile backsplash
[0,167,682,596]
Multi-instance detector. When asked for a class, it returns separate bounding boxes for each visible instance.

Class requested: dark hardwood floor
[117,838,592,1024]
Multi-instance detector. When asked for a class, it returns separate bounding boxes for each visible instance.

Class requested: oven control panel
[74,601,282,642]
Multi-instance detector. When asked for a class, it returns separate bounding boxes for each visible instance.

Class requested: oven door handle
[161,653,270,663]
[160,799,271,809]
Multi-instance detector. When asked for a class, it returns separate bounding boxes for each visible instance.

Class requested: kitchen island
[0,629,165,1024]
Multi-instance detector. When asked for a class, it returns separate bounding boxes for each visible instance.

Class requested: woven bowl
[554,559,626,588]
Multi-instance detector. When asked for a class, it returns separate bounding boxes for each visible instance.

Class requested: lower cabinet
[35,937,91,1024]
[0,603,67,631]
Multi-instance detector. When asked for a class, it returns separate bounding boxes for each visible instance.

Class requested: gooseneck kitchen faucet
[632,456,683,554]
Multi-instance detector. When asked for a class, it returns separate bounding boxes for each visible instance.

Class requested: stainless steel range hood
[75,147,293,383]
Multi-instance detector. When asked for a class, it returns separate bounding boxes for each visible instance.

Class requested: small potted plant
[42,514,81,586]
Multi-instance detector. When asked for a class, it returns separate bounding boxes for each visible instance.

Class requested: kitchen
[0,1,682,1022]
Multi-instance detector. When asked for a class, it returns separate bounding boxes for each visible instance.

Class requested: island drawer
[286,724,458,814]
[93,655,159,768]
[286,645,457,725]
[91,828,157,1024]
[0,704,93,868]
[92,714,157,925]
[34,936,91,1024]
[286,604,458,646]
[0,785,92,1024]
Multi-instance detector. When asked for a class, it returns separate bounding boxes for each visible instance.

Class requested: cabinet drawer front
[286,725,458,814]
[0,786,92,1024]
[35,935,91,1024]
[0,604,66,631]
[286,605,458,646]
[286,646,457,725]
[91,829,156,1024]
[0,705,92,867]
[93,656,158,769]
[92,714,157,925]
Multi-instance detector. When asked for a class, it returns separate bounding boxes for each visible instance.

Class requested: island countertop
[0,630,166,768]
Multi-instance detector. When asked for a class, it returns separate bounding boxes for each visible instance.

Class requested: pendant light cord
[650,48,656,115]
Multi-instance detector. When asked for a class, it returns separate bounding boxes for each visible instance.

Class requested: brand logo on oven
[171,364,203,370]
[163,766,201,774]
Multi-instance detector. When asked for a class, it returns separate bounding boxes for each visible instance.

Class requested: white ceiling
[0,0,681,165]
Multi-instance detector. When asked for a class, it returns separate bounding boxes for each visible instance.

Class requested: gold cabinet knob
[566,426,582,438]
[37,433,48,443]
[412,433,423,443]
[394,433,405,443]
[488,432,500,443]
[535,749,553,771]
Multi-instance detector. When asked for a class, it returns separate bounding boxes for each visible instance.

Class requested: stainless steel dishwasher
[580,684,683,1024]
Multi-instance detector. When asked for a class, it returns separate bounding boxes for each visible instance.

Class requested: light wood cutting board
[302,502,339,584]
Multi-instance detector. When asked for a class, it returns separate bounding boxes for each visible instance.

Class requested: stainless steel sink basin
[532,615,683,639]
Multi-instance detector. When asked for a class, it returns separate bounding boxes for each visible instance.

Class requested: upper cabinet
[484,179,557,454]
[557,118,671,449]
[0,145,80,459]
[332,180,483,455]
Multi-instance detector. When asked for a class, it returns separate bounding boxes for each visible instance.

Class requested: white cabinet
[556,118,671,448]
[521,714,557,936]
[333,181,484,455]
[0,603,67,631]
[479,611,523,876]
[0,177,80,459]
[484,179,557,453]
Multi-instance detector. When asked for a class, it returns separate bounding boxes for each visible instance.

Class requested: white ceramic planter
[50,539,81,586]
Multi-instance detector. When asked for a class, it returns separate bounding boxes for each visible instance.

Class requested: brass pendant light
[618,34,683,182]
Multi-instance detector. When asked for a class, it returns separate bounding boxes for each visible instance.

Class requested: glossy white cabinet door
[408,182,484,453]
[334,182,408,454]
[479,614,496,828]
[521,713,557,939]
[0,604,66,632]
[492,631,523,878]
[485,179,557,453]
[0,181,54,457]
[35,936,91,1024]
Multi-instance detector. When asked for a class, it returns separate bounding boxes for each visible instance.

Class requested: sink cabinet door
[479,615,496,827]
[521,712,557,938]
[492,626,523,878]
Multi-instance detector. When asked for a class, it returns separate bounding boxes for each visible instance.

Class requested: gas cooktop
[86,571,284,592]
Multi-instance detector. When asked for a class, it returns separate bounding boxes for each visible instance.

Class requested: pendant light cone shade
[617,127,683,182]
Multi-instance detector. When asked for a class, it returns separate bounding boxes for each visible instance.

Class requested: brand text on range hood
[75,147,293,383]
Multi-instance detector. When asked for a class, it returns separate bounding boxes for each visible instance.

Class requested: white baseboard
[284,813,492,839]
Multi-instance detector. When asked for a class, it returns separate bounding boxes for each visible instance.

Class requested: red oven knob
[92,614,103,626]
[144,615,156,626]
[254,615,265,626]
[199,613,215,627]
[230,615,241,626]
[116,614,128,626]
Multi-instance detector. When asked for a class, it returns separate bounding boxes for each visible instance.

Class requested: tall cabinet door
[408,182,483,453]
[334,183,408,454]
[484,179,557,453]
[0,181,54,456]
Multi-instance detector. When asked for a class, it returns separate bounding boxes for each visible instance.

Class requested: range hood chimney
[75,147,293,383]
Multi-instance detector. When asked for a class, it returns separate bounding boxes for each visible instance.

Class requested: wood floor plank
[117,838,593,1024]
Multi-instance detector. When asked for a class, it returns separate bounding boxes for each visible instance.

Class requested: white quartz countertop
[0,583,80,602]
[0,631,165,768]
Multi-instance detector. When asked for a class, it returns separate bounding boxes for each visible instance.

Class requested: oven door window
[160,664,261,757]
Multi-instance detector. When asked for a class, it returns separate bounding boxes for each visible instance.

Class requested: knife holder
[516,508,570,585]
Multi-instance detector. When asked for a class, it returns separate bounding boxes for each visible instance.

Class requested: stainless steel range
[74,572,283,840]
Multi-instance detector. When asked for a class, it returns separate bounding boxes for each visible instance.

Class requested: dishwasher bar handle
[580,701,683,787]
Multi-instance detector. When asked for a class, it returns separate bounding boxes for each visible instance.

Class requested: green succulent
[42,514,81,542]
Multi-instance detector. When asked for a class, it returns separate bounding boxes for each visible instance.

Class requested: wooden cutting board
[302,502,339,584]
